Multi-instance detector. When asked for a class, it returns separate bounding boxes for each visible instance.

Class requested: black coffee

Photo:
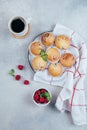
[11,18,25,33]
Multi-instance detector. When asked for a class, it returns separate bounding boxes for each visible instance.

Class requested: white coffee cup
[8,16,30,38]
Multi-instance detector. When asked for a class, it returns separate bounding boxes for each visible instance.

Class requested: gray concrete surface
[0,0,87,130]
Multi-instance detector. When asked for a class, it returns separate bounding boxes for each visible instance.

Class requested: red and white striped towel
[34,24,87,125]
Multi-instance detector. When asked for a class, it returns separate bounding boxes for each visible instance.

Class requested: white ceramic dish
[32,88,52,107]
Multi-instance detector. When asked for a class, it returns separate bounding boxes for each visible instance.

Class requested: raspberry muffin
[31,56,47,70]
[55,35,70,49]
[41,32,55,46]
[46,47,60,63]
[48,63,62,77]
[60,53,75,67]
[30,42,44,55]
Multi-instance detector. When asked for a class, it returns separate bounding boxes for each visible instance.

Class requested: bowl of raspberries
[33,88,52,106]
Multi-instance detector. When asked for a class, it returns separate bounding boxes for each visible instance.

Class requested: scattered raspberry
[39,97,45,103]
[24,80,29,85]
[15,75,21,80]
[18,65,24,70]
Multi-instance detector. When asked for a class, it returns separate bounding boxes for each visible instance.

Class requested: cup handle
[26,17,32,24]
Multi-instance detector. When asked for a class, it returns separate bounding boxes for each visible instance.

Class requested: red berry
[45,98,49,103]
[18,65,24,70]
[36,90,40,95]
[34,94,39,103]
[39,97,45,103]
[15,75,21,80]
[24,80,29,85]
[40,89,47,93]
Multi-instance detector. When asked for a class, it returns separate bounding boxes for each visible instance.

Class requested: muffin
[41,32,55,46]
[60,53,75,67]
[46,47,60,63]
[48,63,62,77]
[55,35,70,49]
[30,42,44,55]
[31,56,47,70]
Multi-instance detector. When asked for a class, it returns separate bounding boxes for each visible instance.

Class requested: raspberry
[45,98,49,103]
[40,89,47,93]
[24,80,29,85]
[36,90,40,95]
[18,65,24,70]
[15,75,21,80]
[39,97,45,103]
[34,94,39,103]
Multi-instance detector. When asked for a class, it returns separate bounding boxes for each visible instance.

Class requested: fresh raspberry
[40,89,47,93]
[18,65,24,70]
[39,97,45,103]
[36,90,40,95]
[45,98,49,103]
[24,80,29,85]
[15,75,21,80]
[34,94,39,103]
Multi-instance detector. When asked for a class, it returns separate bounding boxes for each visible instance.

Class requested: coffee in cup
[8,16,30,38]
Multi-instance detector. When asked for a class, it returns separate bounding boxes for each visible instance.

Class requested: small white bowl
[32,88,52,107]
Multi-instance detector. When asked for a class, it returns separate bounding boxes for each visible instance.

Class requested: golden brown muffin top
[48,63,62,77]
[55,35,70,49]
[57,35,70,41]
[61,53,75,61]
[46,47,60,62]
[41,33,49,43]
[41,32,55,46]
[30,42,44,55]
[60,53,76,67]
[31,56,47,70]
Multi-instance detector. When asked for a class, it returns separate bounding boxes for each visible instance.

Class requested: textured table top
[0,0,87,130]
